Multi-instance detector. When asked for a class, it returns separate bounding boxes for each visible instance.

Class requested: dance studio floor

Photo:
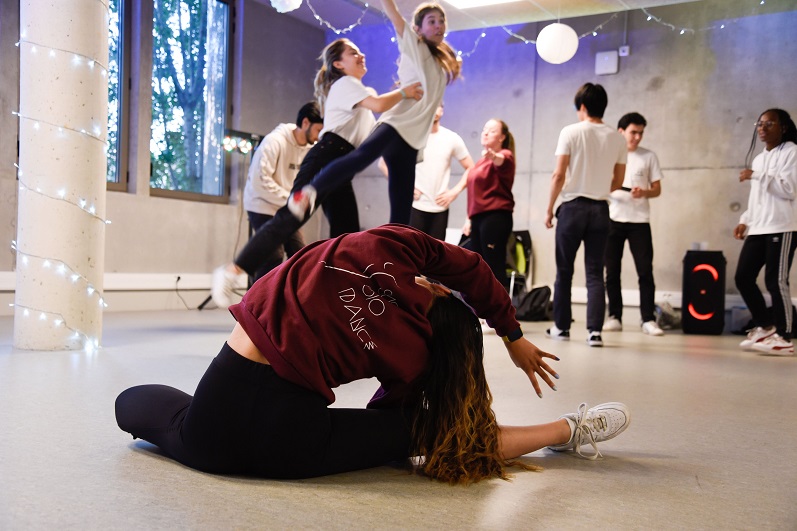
[0,308,794,529]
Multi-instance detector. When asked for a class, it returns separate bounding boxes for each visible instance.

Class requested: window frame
[106,0,131,193]
[147,0,234,204]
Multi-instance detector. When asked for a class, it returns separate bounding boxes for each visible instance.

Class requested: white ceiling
[268,0,703,32]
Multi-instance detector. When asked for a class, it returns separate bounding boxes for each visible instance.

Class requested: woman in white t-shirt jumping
[287,0,462,225]
[211,38,422,307]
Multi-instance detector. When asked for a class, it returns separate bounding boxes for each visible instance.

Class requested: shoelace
[571,402,603,460]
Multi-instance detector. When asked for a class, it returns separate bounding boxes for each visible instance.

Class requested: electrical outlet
[619,45,630,57]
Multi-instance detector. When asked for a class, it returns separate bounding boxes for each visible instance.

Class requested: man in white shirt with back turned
[545,83,626,347]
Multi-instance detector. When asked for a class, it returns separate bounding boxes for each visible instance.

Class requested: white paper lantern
[536,22,579,64]
[270,0,302,13]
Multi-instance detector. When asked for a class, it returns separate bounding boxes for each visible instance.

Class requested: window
[150,0,230,197]
[106,0,125,188]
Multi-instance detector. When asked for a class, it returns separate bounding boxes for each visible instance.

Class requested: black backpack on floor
[514,286,553,321]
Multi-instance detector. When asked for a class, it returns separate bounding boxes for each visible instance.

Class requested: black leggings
[115,344,413,479]
[409,208,449,241]
[310,124,418,225]
[235,133,359,276]
[469,210,513,290]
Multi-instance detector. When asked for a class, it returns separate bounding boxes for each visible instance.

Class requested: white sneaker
[587,331,603,347]
[211,265,239,308]
[641,321,664,336]
[739,326,776,349]
[604,317,622,331]
[547,402,630,460]
[751,333,794,355]
[287,185,317,221]
[545,325,570,341]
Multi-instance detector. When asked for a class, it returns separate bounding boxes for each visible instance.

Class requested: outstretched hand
[504,337,559,398]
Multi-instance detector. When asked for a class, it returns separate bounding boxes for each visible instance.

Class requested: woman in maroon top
[464,119,516,290]
[116,225,630,483]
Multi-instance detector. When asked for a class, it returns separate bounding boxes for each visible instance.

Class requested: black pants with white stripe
[735,232,797,339]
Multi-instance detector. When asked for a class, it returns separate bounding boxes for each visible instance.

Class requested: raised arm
[380,0,405,35]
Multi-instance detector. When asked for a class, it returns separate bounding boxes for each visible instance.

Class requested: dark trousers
[235,133,357,277]
[605,220,656,323]
[409,208,449,241]
[245,212,304,281]
[734,232,797,339]
[470,210,513,290]
[553,198,610,332]
[115,344,412,479]
[311,124,418,225]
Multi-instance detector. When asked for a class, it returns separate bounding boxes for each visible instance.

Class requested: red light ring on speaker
[687,303,714,321]
[692,263,719,281]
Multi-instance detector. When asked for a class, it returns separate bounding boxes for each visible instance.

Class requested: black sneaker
[545,325,570,341]
[587,331,603,347]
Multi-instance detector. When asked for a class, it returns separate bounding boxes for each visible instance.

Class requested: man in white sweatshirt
[243,102,323,279]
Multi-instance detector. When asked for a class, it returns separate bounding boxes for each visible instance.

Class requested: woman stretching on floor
[117,225,631,483]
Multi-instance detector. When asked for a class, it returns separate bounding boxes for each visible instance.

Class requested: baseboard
[0,272,247,315]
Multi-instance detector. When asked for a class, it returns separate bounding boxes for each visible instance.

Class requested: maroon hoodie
[230,224,519,408]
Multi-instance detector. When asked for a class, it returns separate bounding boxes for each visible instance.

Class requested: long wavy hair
[744,108,797,168]
[410,294,539,484]
[412,4,461,85]
[313,38,352,115]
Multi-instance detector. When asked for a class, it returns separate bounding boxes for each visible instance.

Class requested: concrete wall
[1,0,795,315]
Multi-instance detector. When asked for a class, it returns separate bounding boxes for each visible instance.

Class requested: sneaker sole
[546,333,570,341]
[752,347,794,356]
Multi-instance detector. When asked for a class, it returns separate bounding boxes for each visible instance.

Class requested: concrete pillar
[14,0,109,350]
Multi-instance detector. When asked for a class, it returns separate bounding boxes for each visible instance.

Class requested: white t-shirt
[740,141,797,235]
[412,126,469,213]
[320,75,377,148]
[378,22,447,153]
[608,146,664,223]
[244,123,311,216]
[555,121,627,203]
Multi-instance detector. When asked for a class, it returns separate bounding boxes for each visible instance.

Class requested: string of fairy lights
[291,0,770,58]
[11,4,110,352]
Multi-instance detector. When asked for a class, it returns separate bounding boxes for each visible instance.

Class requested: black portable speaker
[682,250,726,335]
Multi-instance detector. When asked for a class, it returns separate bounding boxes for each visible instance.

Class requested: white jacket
[740,141,797,236]
[243,123,311,216]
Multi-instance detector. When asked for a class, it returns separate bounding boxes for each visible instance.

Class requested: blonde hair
[412,3,461,85]
[313,38,352,115]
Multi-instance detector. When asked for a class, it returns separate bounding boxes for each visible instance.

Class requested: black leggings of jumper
[235,132,359,277]
[309,123,418,225]
[734,232,797,339]
[115,343,413,479]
